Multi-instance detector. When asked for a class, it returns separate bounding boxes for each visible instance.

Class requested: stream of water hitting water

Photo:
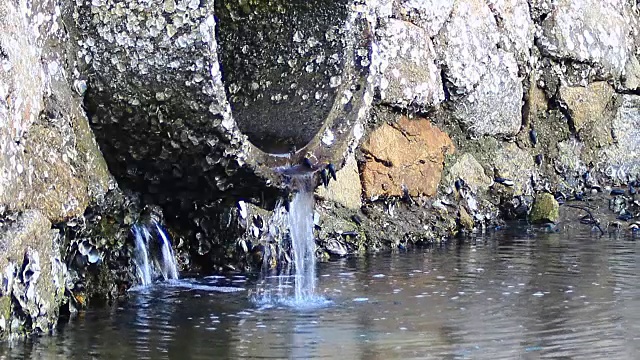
[132,221,179,286]
[255,173,329,308]
[289,174,318,302]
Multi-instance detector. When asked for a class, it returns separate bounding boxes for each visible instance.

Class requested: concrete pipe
[73,0,373,208]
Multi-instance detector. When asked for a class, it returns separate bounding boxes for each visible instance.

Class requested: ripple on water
[250,287,332,311]
[7,228,640,359]
[128,278,246,294]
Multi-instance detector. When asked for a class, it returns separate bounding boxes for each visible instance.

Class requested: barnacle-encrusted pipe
[73,0,373,207]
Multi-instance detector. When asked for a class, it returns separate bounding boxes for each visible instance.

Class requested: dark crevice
[553,95,579,137]
[534,38,603,70]
[520,88,531,131]
[362,150,392,168]
[535,12,548,24]
[441,69,451,102]
[615,87,640,96]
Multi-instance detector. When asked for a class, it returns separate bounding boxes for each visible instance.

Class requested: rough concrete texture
[376,19,444,110]
[73,0,253,204]
[0,0,118,340]
[72,0,373,217]
[434,0,500,94]
[3,0,640,342]
[0,211,65,340]
[556,138,588,177]
[622,55,640,91]
[451,50,523,137]
[315,154,363,210]
[490,142,535,196]
[524,83,549,126]
[537,0,631,78]
[361,114,455,199]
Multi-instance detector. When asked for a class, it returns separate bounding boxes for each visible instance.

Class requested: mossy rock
[529,193,559,224]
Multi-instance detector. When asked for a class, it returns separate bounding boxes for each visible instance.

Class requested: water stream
[288,174,319,303]
[254,173,328,308]
[131,221,179,286]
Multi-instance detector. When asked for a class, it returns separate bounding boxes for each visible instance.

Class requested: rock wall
[1,0,640,340]
[0,0,142,340]
[230,0,640,265]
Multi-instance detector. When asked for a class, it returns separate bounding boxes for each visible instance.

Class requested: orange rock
[361,116,454,198]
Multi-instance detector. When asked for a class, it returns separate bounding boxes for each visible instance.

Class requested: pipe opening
[215,0,357,154]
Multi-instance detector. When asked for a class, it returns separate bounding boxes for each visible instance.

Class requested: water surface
[4,227,640,359]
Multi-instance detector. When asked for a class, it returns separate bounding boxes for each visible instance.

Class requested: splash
[131,221,179,286]
[253,173,330,308]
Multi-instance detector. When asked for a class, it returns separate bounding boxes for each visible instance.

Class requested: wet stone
[458,206,474,230]
[445,153,493,194]
[315,154,362,210]
[490,142,535,196]
[0,211,65,340]
[620,54,640,91]
[600,95,640,179]
[558,82,616,147]
[0,0,110,223]
[485,0,534,65]
[529,192,560,224]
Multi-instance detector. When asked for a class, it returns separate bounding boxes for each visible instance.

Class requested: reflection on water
[4,227,640,359]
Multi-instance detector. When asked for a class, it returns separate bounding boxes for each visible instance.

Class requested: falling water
[254,173,328,308]
[132,225,152,286]
[155,222,179,280]
[289,174,317,302]
[131,221,179,286]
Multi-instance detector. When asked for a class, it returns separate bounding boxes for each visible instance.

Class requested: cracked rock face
[445,153,492,193]
[361,114,455,199]
[3,0,640,344]
[486,0,534,65]
[558,81,616,147]
[393,0,454,37]
[0,0,114,340]
[315,154,362,210]
[538,0,631,78]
